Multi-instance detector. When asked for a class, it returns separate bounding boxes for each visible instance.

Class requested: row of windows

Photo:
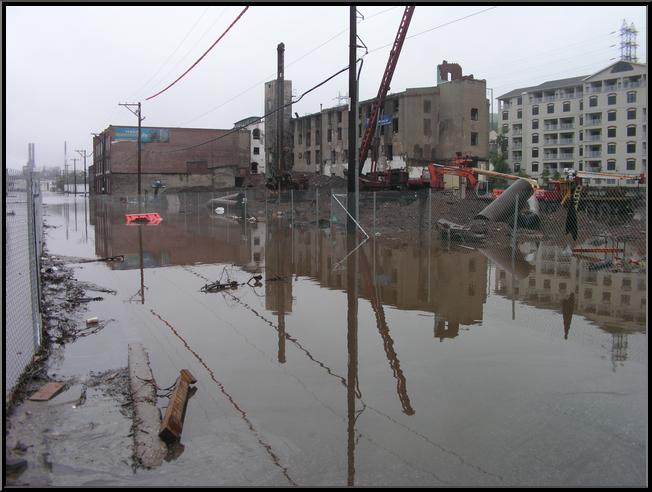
[528,159,639,172]
[504,108,639,128]
[503,93,638,120]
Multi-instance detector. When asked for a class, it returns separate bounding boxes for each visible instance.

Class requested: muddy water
[35,193,646,486]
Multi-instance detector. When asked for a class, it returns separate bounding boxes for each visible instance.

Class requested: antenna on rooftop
[619,19,638,62]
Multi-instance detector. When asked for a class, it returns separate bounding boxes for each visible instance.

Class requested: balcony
[559,153,574,159]
[623,80,644,89]
[511,144,523,151]
[544,140,559,146]
[544,95,557,102]
[559,123,574,129]
[586,151,602,158]
[585,118,602,126]
[543,154,559,161]
[559,138,574,144]
[544,125,559,131]
[587,135,601,142]
[512,129,523,136]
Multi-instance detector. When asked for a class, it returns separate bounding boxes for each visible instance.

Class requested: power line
[146,6,250,101]
[150,59,361,156]
[178,7,403,127]
[126,6,212,101]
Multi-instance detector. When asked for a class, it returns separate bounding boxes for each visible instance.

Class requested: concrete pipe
[475,178,535,224]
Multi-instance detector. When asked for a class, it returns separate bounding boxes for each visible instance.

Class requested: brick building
[90,125,250,195]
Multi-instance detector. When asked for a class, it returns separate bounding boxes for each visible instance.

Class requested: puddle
[19,193,647,486]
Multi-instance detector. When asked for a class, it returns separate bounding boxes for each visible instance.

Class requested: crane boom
[358,6,415,174]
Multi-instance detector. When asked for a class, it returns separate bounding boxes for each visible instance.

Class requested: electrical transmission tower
[619,19,638,62]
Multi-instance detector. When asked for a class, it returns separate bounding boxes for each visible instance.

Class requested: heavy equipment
[357,6,415,191]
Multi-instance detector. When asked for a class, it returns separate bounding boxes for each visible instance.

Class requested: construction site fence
[5,169,44,398]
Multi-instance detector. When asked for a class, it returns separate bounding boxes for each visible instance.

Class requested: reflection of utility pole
[139,226,145,304]
[347,5,358,232]
[611,333,628,372]
[276,43,285,198]
[119,102,144,197]
[346,231,358,487]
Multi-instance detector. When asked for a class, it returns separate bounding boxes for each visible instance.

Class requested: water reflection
[91,195,645,340]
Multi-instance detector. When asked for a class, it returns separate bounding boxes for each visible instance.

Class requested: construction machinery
[547,169,645,215]
[357,6,415,191]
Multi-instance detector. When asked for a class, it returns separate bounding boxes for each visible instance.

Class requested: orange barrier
[125,213,162,226]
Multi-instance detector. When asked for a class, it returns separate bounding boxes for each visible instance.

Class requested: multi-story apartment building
[498,61,647,184]
[290,63,489,178]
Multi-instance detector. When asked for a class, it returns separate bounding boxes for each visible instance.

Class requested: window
[502,111,509,120]
[532,133,539,144]
[328,112,333,124]
[471,108,478,120]
[306,132,311,146]
[607,127,616,138]
[607,143,616,154]
[424,100,432,113]
[531,162,539,172]
[517,96,522,105]
[331,150,336,163]
[626,159,636,170]
[337,111,342,123]
[327,129,332,142]
[547,103,555,114]
[253,147,260,155]
[532,105,539,116]
[306,151,311,165]
[579,100,583,110]
[607,93,617,105]
[298,133,302,144]
[627,91,636,103]
[608,111,617,121]
[337,127,342,140]
[386,145,393,160]
[253,128,261,140]
[563,101,571,112]
[579,131,583,141]
[393,99,399,112]
[607,160,616,171]
[517,109,522,119]
[627,142,636,153]
[589,96,598,107]
[627,125,636,137]
[627,108,636,120]
[424,118,431,135]
[392,118,399,133]
[532,147,539,158]
[532,119,539,130]
[471,132,478,146]
[502,124,509,134]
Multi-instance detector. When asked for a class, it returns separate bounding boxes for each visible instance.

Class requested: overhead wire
[125,6,212,101]
[146,6,250,101]
[148,58,363,156]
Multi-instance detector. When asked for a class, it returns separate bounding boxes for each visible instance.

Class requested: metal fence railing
[5,169,44,399]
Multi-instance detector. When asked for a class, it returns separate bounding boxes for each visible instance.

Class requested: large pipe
[475,178,535,224]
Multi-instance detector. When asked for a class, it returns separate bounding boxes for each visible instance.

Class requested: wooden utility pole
[276,42,285,195]
[347,6,358,232]
[71,157,78,195]
[75,149,88,195]
[119,102,145,196]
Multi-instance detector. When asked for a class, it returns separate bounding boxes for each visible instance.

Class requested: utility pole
[71,157,78,195]
[119,102,145,197]
[75,149,88,195]
[64,140,68,194]
[347,5,358,232]
[276,43,285,197]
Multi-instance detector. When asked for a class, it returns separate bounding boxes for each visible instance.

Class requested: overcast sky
[4,4,647,170]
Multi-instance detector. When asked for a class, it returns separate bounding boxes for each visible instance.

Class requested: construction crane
[357,6,415,190]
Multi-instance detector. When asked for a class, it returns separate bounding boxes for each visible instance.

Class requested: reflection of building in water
[91,195,265,271]
[493,243,646,331]
[290,228,488,331]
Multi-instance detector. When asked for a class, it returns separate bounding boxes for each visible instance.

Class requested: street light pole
[71,157,78,196]
[75,149,88,195]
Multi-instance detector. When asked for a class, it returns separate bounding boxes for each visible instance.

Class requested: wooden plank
[29,382,65,401]
[159,370,196,444]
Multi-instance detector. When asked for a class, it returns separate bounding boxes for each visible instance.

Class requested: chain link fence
[5,168,44,398]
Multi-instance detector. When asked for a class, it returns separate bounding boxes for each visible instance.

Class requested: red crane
[358,6,415,180]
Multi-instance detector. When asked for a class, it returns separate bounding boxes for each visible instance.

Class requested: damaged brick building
[89,125,250,195]
[290,61,489,178]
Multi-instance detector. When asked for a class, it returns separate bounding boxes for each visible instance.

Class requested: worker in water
[153,178,162,196]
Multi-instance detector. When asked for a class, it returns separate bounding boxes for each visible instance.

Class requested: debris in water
[29,382,65,401]
[159,369,197,444]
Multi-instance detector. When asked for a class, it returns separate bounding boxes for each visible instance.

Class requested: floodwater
[35,193,647,486]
